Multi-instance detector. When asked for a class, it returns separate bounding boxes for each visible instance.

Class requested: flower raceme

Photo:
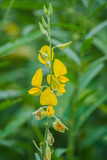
[29,3,72,159]
[28,68,42,96]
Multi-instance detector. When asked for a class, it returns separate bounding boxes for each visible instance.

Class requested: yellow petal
[58,75,69,83]
[40,87,57,106]
[28,87,41,96]
[31,68,42,87]
[45,105,55,117]
[38,45,54,64]
[53,59,67,77]
[58,87,66,94]
[47,74,62,90]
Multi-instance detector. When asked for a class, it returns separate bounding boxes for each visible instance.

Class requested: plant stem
[41,15,52,160]
[41,117,50,160]
[0,0,15,33]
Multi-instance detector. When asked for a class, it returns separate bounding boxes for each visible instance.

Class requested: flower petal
[53,59,67,77]
[58,75,69,83]
[28,87,41,96]
[40,87,57,106]
[47,74,65,90]
[31,68,42,87]
[38,45,54,64]
[45,105,55,117]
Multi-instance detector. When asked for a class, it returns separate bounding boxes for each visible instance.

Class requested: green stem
[41,117,50,160]
[41,15,52,160]
[0,0,15,33]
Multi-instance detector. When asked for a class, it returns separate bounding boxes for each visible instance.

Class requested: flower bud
[46,60,51,68]
[45,143,51,160]
[32,107,45,120]
[42,16,48,28]
[44,5,48,15]
[48,2,53,16]
[53,41,72,50]
[52,119,68,133]
[39,22,48,37]
[47,130,54,146]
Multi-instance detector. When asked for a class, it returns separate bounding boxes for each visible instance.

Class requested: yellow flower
[53,59,69,83]
[40,87,57,106]
[45,105,55,117]
[52,119,68,133]
[28,68,42,95]
[38,45,54,67]
[47,74,66,96]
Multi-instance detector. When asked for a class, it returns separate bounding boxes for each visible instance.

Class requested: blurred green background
[0,0,107,160]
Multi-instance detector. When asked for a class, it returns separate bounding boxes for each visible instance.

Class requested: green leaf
[55,148,67,157]
[81,0,89,8]
[86,56,107,70]
[93,37,107,55]
[0,30,42,57]
[0,108,33,139]
[51,23,82,31]
[0,0,44,10]
[81,126,107,148]
[86,20,107,39]
[90,2,107,18]
[35,153,40,160]
[0,90,22,101]
[79,63,104,91]
[0,98,22,111]
[81,38,93,53]
[76,94,107,130]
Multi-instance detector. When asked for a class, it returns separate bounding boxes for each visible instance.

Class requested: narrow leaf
[76,94,107,130]
[0,30,42,57]
[86,20,107,39]
[81,38,93,53]
[79,63,104,91]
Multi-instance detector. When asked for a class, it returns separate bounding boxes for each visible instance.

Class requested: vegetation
[0,0,107,160]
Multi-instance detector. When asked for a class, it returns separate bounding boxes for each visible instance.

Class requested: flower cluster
[29,45,69,118]
[28,3,72,160]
